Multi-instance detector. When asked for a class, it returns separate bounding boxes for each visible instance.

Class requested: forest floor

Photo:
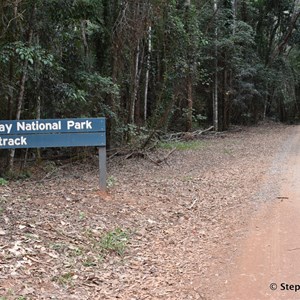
[0,122,295,300]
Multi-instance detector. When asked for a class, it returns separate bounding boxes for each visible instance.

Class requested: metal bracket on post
[98,146,107,191]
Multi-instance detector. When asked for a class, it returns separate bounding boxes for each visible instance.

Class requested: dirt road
[219,126,300,300]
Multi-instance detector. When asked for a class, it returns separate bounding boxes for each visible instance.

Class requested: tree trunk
[81,19,90,70]
[184,0,193,132]
[36,96,41,161]
[7,54,30,173]
[213,0,219,131]
[130,40,140,124]
[144,25,152,122]
[223,68,230,130]
[232,0,237,35]
[7,58,14,120]
[186,75,193,132]
[7,3,35,173]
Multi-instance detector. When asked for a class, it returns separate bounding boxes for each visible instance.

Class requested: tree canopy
[0,0,299,153]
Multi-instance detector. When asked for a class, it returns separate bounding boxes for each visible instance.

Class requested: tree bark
[144,25,152,122]
[213,0,219,131]
[7,58,14,120]
[81,19,89,70]
[186,75,193,132]
[223,68,230,131]
[7,3,35,173]
[130,40,140,124]
[232,0,237,35]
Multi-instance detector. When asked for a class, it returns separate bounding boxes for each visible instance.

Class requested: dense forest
[0,0,299,162]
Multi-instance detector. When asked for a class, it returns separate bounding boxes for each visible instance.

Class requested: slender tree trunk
[232,0,237,35]
[222,0,237,129]
[107,53,118,148]
[186,75,193,132]
[7,58,14,120]
[36,95,41,161]
[7,56,30,173]
[213,0,219,131]
[130,40,140,124]
[263,94,268,120]
[7,3,35,173]
[16,59,30,120]
[81,20,89,57]
[81,19,90,70]
[144,25,152,122]
[184,0,193,132]
[223,68,229,130]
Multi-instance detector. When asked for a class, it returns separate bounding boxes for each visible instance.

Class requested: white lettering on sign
[17,121,61,132]
[67,120,92,130]
[0,123,13,134]
[0,136,27,146]
[0,119,96,137]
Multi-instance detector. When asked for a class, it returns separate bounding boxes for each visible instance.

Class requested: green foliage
[181,108,207,126]
[4,170,31,181]
[78,72,119,96]
[116,124,150,146]
[75,72,120,117]
[107,175,117,188]
[99,228,129,257]
[82,258,97,267]
[0,296,27,300]
[0,178,8,186]
[0,42,54,66]
[0,0,299,157]
[158,140,206,151]
[52,272,74,286]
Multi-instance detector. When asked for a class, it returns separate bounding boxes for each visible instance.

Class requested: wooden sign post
[0,118,107,190]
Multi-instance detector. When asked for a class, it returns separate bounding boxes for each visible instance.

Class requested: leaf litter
[0,122,292,299]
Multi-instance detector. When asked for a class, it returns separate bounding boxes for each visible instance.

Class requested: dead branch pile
[160,126,214,142]
[107,126,214,165]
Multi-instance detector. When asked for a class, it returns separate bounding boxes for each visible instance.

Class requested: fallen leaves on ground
[0,123,292,299]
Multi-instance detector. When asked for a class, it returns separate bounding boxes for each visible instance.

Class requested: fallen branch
[125,151,146,160]
[145,148,176,166]
[154,148,176,165]
[161,126,214,142]
[193,126,214,135]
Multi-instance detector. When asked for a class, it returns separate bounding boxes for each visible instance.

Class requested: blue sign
[0,118,106,149]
